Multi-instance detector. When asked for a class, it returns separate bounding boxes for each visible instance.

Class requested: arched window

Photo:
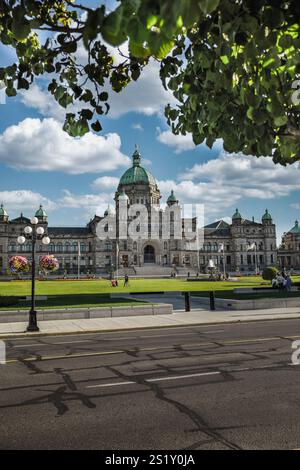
[164,241,168,250]
[57,243,63,253]
[105,241,112,251]
[133,241,137,250]
[80,243,86,253]
[49,243,55,253]
[72,242,78,253]
[9,242,16,252]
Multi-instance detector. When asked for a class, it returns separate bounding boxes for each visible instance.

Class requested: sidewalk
[1,307,300,338]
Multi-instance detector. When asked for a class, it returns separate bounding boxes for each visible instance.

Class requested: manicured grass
[0,276,283,296]
[1,277,299,309]
[0,294,149,311]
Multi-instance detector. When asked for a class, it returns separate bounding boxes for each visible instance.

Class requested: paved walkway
[112,292,211,310]
[1,307,300,338]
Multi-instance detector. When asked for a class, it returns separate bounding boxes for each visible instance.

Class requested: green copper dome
[0,203,8,217]
[119,147,156,187]
[290,220,300,234]
[167,190,177,203]
[262,209,272,220]
[232,208,242,220]
[35,205,47,218]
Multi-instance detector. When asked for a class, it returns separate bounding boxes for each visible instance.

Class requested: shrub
[262,266,279,281]
[0,296,19,307]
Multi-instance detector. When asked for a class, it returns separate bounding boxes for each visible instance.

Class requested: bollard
[209,291,215,311]
[184,292,191,312]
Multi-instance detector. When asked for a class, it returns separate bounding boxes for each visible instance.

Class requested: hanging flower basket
[9,256,30,274]
[39,255,59,272]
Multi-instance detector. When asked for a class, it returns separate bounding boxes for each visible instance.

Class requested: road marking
[12,340,90,348]
[147,371,220,382]
[86,371,220,389]
[138,332,196,339]
[53,340,90,345]
[202,330,224,334]
[6,335,300,364]
[13,344,48,348]
[87,381,135,388]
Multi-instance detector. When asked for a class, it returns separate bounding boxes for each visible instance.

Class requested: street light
[17,218,50,332]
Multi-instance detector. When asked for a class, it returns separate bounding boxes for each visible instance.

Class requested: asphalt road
[1,319,300,450]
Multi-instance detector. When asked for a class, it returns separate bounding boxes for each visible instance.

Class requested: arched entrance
[144,245,155,263]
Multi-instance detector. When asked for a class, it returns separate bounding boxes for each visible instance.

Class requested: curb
[1,314,300,339]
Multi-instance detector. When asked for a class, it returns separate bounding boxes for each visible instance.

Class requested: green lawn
[1,277,299,309]
[0,294,149,311]
[0,276,278,296]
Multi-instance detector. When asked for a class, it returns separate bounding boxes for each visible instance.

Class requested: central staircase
[126,264,199,278]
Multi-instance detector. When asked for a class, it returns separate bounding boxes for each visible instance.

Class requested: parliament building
[0,147,294,276]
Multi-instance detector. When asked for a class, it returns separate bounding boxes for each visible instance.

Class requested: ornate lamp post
[17,216,50,332]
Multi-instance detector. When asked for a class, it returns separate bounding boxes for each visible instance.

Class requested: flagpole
[223,243,226,279]
[77,241,80,280]
[116,239,119,279]
[255,243,258,275]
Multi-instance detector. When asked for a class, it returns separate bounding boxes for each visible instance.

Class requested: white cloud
[158,179,239,219]
[103,60,177,118]
[156,128,223,154]
[0,118,130,174]
[182,152,300,199]
[157,129,195,153]
[60,189,113,219]
[20,40,176,121]
[132,123,144,131]
[0,190,56,214]
[20,84,66,121]
[91,176,120,191]
[158,152,300,221]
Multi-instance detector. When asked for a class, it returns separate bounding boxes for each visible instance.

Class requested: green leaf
[6,87,17,97]
[99,91,108,101]
[91,120,102,132]
[59,93,73,108]
[220,55,229,65]
[101,6,127,47]
[199,0,220,15]
[274,115,288,127]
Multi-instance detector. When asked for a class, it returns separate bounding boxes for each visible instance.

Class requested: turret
[262,209,272,225]
[0,203,8,222]
[167,190,178,207]
[232,208,242,225]
[35,205,48,222]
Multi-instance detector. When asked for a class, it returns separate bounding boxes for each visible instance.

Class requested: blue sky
[0,8,300,242]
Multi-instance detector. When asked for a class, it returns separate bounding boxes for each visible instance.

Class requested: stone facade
[278,221,300,269]
[0,149,282,275]
[200,210,277,273]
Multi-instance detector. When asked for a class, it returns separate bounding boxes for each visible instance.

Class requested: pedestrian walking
[124,274,129,287]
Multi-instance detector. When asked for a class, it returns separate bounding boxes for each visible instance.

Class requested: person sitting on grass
[286,275,292,292]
